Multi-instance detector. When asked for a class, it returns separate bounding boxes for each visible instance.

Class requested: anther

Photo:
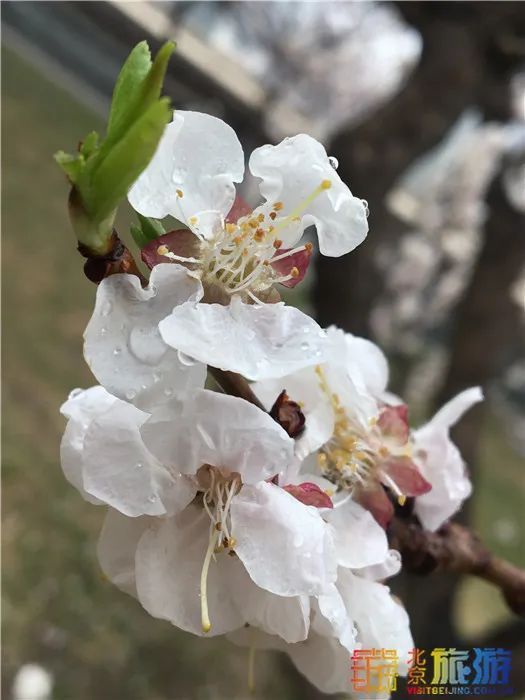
[157,245,169,256]
[290,267,300,278]
[273,239,283,249]
[176,189,184,198]
[321,179,332,190]
[269,211,277,220]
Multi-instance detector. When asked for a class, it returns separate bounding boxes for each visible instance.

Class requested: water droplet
[126,389,137,400]
[136,462,144,469]
[177,350,197,367]
[148,495,158,503]
[361,199,370,218]
[113,347,122,356]
[328,156,339,170]
[128,325,166,365]
[100,327,107,336]
[303,551,312,559]
[68,388,84,400]
[301,342,309,351]
[101,301,113,317]
[302,326,310,334]
[153,372,162,383]
[164,387,173,397]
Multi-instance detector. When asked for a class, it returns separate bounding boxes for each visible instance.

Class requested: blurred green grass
[2,42,524,700]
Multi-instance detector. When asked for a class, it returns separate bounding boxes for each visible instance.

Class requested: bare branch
[389,517,525,617]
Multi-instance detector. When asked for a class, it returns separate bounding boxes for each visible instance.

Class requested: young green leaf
[106,41,152,146]
[130,214,165,248]
[79,97,172,222]
[103,40,175,155]
[137,213,166,240]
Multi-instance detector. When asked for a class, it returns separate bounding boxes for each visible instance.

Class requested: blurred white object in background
[171,1,421,142]
[12,663,53,700]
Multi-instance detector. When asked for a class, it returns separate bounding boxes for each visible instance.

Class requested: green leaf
[106,41,152,145]
[79,97,172,222]
[130,215,165,249]
[80,131,100,159]
[137,213,165,240]
[130,224,150,249]
[104,40,175,154]
[55,40,175,253]
[54,150,83,182]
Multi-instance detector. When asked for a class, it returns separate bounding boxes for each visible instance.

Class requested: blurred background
[2,2,525,699]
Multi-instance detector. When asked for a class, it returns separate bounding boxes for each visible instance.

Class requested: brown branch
[389,518,525,617]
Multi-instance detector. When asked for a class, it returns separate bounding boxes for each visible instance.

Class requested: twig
[389,518,525,617]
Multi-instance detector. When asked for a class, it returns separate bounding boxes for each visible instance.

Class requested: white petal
[231,482,337,596]
[228,558,310,643]
[286,633,353,695]
[414,387,483,531]
[327,498,389,570]
[422,387,483,432]
[135,505,244,636]
[128,111,244,221]
[340,570,413,673]
[141,389,294,484]
[159,296,327,380]
[83,399,195,517]
[84,264,206,410]
[249,134,368,256]
[60,386,116,504]
[360,549,402,582]
[314,584,357,653]
[339,329,390,397]
[97,508,151,597]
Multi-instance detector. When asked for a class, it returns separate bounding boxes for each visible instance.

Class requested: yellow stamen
[157,245,169,256]
[176,189,184,198]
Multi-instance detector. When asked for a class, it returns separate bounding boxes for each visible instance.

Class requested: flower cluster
[61,110,481,696]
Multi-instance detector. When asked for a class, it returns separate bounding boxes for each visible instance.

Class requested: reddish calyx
[285,482,334,509]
